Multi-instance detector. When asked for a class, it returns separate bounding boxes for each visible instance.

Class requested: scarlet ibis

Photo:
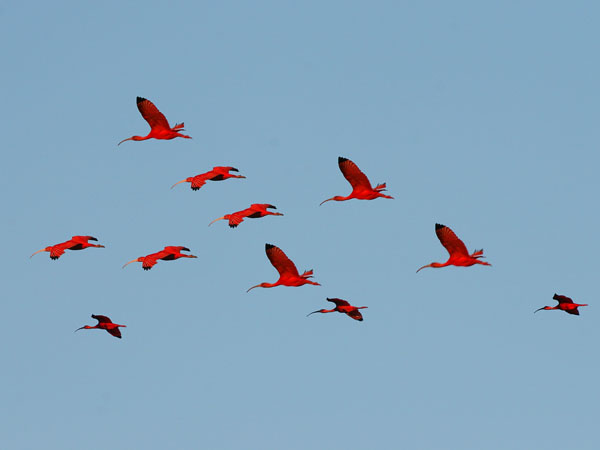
[122,246,197,270]
[30,236,105,260]
[307,298,368,321]
[209,204,283,228]
[416,223,491,272]
[171,166,246,190]
[320,157,394,205]
[118,96,191,145]
[535,294,588,315]
[75,314,126,339]
[247,244,320,292]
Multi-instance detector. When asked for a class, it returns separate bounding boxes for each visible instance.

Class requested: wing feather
[107,328,122,338]
[92,314,112,324]
[327,298,351,307]
[553,294,574,304]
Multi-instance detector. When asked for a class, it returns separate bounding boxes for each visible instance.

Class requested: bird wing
[265,244,300,277]
[107,328,122,338]
[435,224,470,257]
[327,297,351,307]
[228,212,246,228]
[347,310,364,321]
[71,235,95,243]
[190,175,208,190]
[142,255,159,270]
[92,314,112,324]
[553,294,573,304]
[566,309,580,315]
[49,245,67,259]
[338,157,373,190]
[163,246,187,253]
[136,97,171,130]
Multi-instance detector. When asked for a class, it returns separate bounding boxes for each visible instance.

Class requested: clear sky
[2,1,599,449]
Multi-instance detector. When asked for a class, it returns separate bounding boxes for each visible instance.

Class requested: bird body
[118,97,191,145]
[171,166,245,190]
[122,246,197,270]
[30,236,105,260]
[209,204,283,228]
[247,244,320,291]
[320,157,393,205]
[307,298,367,321]
[535,294,588,315]
[417,224,491,272]
[75,315,126,339]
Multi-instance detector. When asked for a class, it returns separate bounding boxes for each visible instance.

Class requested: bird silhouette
[75,315,126,339]
[118,96,191,145]
[320,157,393,205]
[417,223,491,272]
[209,204,283,228]
[171,166,245,191]
[535,294,588,315]
[122,246,197,270]
[30,236,105,260]
[307,298,367,321]
[247,244,320,292]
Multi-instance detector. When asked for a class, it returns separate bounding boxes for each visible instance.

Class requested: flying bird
[122,246,197,270]
[30,236,105,260]
[171,166,246,190]
[535,294,588,315]
[320,157,394,205]
[247,244,320,292]
[75,314,126,339]
[209,204,283,228]
[118,96,191,145]
[416,223,491,272]
[307,298,368,321]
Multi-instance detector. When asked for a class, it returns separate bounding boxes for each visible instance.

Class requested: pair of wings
[227,205,274,227]
[91,314,122,337]
[49,236,98,259]
[189,167,238,190]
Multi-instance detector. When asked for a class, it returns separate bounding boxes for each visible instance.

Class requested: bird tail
[471,249,485,258]
[374,182,387,192]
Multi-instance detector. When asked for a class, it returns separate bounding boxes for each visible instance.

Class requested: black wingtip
[338,156,348,163]
[231,167,239,172]
[553,293,559,300]
[265,243,275,250]
[435,223,445,230]
[136,96,146,104]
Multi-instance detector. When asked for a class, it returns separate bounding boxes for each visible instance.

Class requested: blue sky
[2,1,600,449]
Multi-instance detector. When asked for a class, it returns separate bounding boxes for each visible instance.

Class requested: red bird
[209,204,283,228]
[416,223,491,272]
[320,157,394,205]
[30,236,105,260]
[171,166,246,191]
[247,244,320,292]
[535,294,588,315]
[307,298,368,321]
[75,314,126,339]
[118,96,191,145]
[122,246,197,270]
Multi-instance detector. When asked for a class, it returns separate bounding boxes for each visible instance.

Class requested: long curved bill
[170,179,188,189]
[533,307,545,313]
[30,248,47,258]
[74,326,86,333]
[122,259,139,269]
[208,216,226,227]
[246,284,261,293]
[416,264,431,273]
[319,198,334,206]
[118,137,133,146]
[306,310,320,317]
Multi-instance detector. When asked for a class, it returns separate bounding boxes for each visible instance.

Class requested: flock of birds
[31,96,587,338]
